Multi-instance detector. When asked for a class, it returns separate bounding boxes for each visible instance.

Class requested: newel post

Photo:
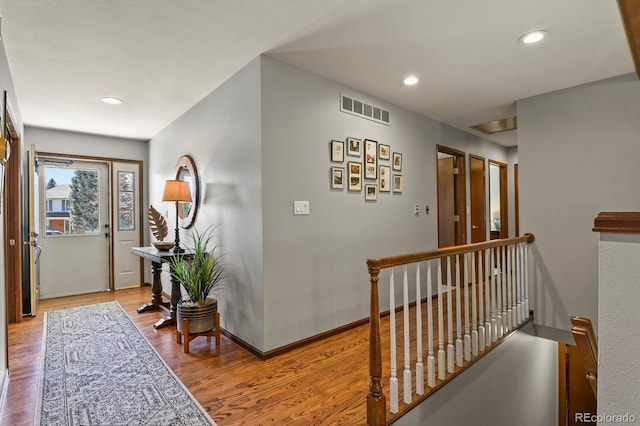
[367,260,386,426]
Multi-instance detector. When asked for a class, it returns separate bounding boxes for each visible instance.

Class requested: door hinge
[453,167,459,175]
[454,215,460,222]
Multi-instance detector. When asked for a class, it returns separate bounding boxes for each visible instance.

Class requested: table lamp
[162,180,192,253]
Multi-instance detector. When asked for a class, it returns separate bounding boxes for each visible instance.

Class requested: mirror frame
[175,154,199,229]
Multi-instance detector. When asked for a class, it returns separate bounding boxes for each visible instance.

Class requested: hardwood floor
[1,287,372,425]
[1,285,527,425]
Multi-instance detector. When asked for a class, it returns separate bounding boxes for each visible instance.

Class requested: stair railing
[366,234,535,425]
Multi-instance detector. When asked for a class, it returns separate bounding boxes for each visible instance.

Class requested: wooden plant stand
[176,312,220,353]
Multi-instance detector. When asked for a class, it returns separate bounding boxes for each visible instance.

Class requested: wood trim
[3,106,21,324]
[368,233,534,270]
[618,0,640,79]
[593,212,640,233]
[558,343,569,426]
[571,316,598,398]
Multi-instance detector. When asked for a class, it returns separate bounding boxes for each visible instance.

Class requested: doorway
[25,152,143,307]
[436,146,467,248]
[488,160,508,239]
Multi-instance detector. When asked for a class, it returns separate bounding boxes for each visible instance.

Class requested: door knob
[472,225,480,229]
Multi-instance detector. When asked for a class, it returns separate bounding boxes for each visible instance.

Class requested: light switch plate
[293,200,310,215]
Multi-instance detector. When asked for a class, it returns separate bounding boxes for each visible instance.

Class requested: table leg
[137,260,169,313]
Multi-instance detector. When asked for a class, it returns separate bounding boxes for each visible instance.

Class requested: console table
[131,246,193,329]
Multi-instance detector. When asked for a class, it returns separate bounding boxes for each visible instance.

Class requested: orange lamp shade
[162,180,192,202]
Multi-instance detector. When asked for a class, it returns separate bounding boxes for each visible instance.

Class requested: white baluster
[478,250,491,351]
[506,244,513,331]
[390,269,398,413]
[471,252,479,357]
[455,255,463,367]
[483,248,491,347]
[427,261,435,387]
[463,253,471,361]
[491,246,499,342]
[447,257,455,373]
[437,259,446,380]
[501,245,508,334]
[415,263,424,395]
[512,244,516,325]
[403,266,412,404]
[515,243,522,325]
[494,247,502,339]
[524,243,529,318]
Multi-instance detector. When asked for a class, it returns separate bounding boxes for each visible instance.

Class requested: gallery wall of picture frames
[329,137,403,201]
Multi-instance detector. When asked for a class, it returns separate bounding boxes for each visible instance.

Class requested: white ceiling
[0,0,634,146]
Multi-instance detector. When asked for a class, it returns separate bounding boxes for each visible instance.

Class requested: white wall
[396,328,558,426]
[148,58,265,350]
[518,73,640,336]
[598,232,640,421]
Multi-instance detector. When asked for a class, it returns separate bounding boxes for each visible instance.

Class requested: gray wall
[518,73,640,334]
[260,56,512,350]
[148,57,265,350]
[147,55,514,352]
[396,328,558,426]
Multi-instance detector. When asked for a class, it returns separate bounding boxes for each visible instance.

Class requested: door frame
[436,145,467,247]
[488,159,508,239]
[35,151,144,291]
[3,99,21,324]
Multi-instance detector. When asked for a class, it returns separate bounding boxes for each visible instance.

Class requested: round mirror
[175,155,199,228]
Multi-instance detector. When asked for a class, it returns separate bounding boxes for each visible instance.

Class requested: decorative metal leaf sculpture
[148,205,168,241]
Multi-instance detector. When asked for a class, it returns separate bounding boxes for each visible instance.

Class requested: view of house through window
[44,165,101,235]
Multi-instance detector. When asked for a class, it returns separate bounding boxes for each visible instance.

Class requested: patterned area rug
[35,301,216,426]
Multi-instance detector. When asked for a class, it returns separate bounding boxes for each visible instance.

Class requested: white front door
[38,159,110,298]
[26,145,40,315]
[112,161,141,289]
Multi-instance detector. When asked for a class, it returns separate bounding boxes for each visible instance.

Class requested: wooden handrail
[367,233,534,270]
[366,234,535,425]
[571,316,598,398]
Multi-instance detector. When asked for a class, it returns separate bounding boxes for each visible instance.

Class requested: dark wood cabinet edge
[593,212,640,233]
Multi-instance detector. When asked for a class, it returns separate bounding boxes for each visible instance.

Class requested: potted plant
[169,226,226,335]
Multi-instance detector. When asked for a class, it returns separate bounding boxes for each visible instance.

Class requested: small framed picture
[393,174,403,193]
[364,139,377,179]
[348,161,362,191]
[379,144,390,160]
[379,165,391,192]
[365,184,378,201]
[331,140,344,162]
[331,167,344,189]
[392,152,402,171]
[347,137,361,157]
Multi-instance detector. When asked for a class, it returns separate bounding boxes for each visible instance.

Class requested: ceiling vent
[340,93,390,125]
[471,116,517,134]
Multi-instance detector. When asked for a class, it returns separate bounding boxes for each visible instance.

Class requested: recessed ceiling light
[403,76,419,86]
[519,30,547,45]
[101,97,123,105]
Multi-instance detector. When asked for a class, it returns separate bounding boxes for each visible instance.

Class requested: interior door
[38,158,110,298]
[469,155,486,243]
[437,155,456,248]
[26,145,40,316]
[112,161,142,289]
